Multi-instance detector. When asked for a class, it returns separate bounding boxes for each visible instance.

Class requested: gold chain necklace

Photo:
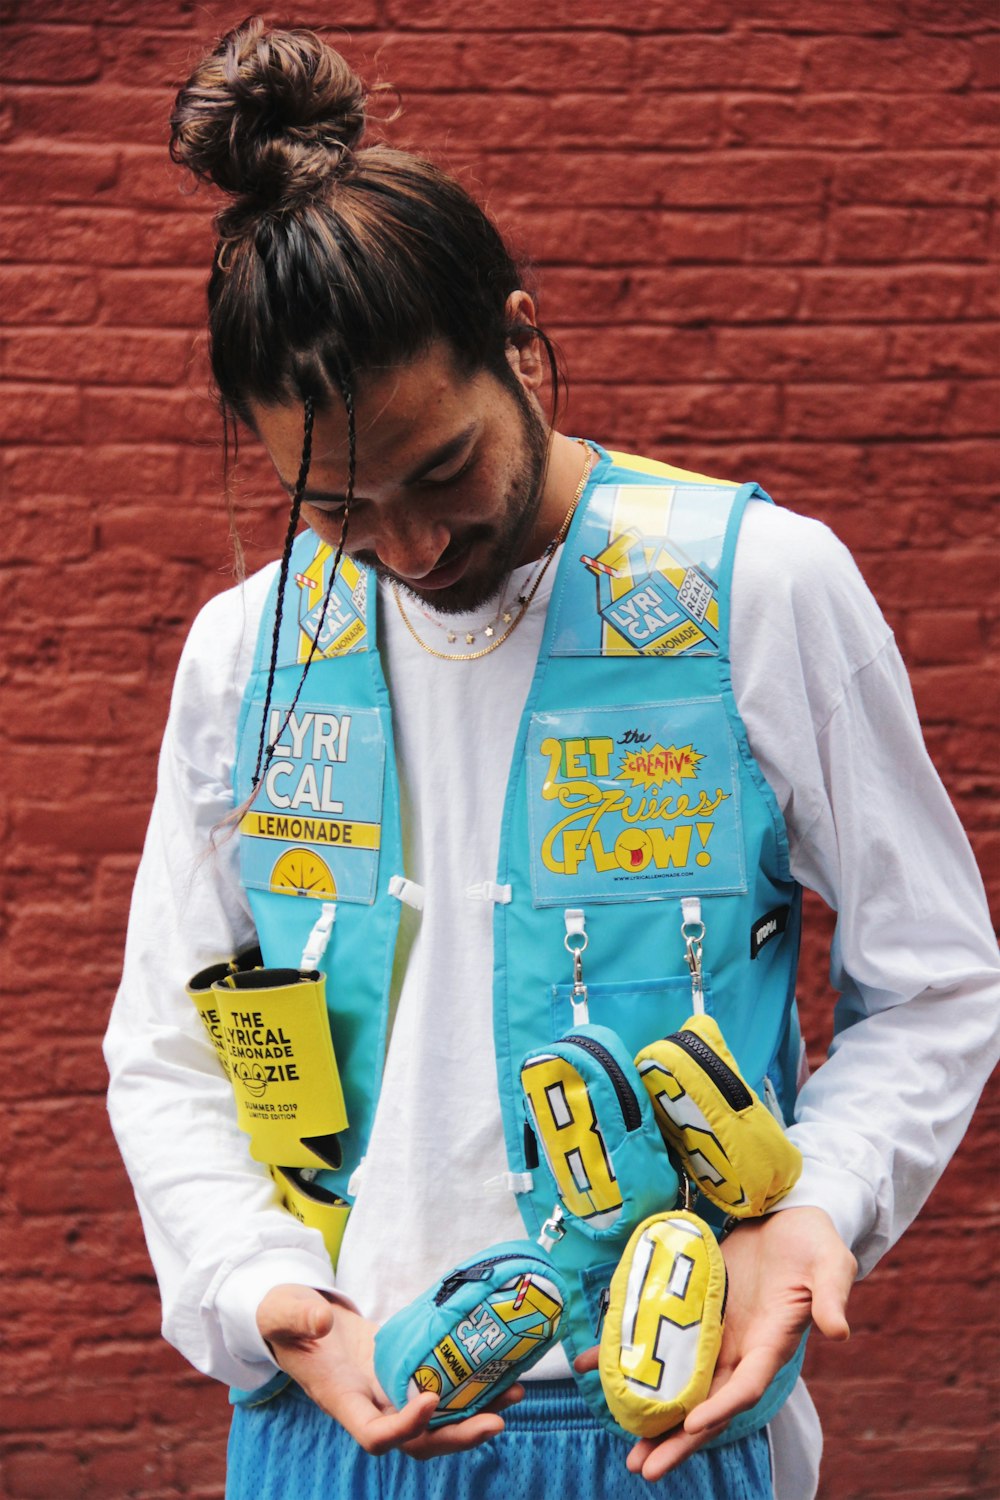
[391,443,594,662]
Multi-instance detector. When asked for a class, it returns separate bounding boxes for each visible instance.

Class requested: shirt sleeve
[103,565,339,1390]
[730,501,1000,1274]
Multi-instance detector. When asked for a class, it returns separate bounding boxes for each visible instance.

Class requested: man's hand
[257,1284,522,1459]
[575,1206,856,1482]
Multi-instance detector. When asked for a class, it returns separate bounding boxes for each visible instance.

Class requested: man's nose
[374,507,450,580]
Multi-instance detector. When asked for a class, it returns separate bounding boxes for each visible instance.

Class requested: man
[105,19,999,1498]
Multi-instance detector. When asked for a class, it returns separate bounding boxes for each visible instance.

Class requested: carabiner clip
[681,897,706,1015]
[564,909,590,1025]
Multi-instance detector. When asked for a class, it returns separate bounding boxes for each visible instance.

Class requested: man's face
[251,342,552,614]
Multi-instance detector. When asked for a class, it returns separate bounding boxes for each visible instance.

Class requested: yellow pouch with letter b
[635,1014,801,1218]
[599,1210,726,1437]
[214,968,347,1172]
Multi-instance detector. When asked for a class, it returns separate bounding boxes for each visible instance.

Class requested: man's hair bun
[169,16,367,202]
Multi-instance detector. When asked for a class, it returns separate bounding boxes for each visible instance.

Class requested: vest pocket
[549,974,714,1059]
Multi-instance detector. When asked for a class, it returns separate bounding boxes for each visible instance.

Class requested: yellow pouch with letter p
[599,1210,726,1437]
[635,1014,801,1218]
[214,968,347,1171]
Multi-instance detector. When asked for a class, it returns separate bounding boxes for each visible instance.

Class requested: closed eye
[416,451,475,488]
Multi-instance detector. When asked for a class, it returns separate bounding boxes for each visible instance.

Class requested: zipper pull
[435,1262,493,1305]
[596,1285,611,1339]
[564,908,590,1025]
[681,896,705,1015]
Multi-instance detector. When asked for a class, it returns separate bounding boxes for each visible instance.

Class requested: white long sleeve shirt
[105,495,999,1496]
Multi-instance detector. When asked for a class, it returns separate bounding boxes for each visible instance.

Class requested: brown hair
[169,16,560,423]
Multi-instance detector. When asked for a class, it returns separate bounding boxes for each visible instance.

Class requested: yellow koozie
[271,1166,351,1266]
[635,1014,802,1217]
[599,1210,726,1437]
[186,946,263,1078]
[214,968,347,1170]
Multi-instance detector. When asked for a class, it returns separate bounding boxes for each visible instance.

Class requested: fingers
[627,1423,724,1481]
[683,1345,782,1436]
[490,1382,526,1413]
[397,1381,524,1456]
[401,1409,506,1459]
[573,1345,600,1375]
[343,1390,441,1456]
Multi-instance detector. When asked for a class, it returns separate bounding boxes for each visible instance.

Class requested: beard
[353,382,551,616]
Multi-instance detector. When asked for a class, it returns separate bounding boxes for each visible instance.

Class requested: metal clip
[538,1204,567,1252]
[564,909,590,1025]
[681,897,706,1015]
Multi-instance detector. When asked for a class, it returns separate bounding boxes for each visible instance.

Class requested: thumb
[257,1284,336,1346]
[810,1247,857,1343]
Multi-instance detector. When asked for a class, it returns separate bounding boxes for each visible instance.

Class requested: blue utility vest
[232,445,806,1438]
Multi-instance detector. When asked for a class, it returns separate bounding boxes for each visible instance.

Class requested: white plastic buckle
[483,1170,533,1196]
[467,880,512,904]
[388,875,425,911]
[300,902,337,970]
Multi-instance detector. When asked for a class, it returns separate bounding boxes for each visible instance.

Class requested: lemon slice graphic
[270,848,337,898]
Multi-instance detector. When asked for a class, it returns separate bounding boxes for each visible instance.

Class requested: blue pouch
[520,1023,679,1241]
[374,1241,570,1426]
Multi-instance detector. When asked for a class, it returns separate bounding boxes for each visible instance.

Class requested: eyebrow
[280,422,479,505]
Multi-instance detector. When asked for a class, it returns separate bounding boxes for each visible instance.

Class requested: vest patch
[526,700,746,905]
[282,541,369,665]
[749,905,790,959]
[239,700,385,904]
[549,480,738,657]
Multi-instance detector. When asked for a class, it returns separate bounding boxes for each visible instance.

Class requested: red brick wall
[2,3,997,1496]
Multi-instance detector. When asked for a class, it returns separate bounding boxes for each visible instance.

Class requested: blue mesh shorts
[226,1379,774,1499]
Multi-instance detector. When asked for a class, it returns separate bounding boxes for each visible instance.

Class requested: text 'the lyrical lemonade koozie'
[635,1014,802,1218]
[212,967,347,1171]
[374,1242,570,1426]
[186,945,263,1077]
[599,1210,726,1438]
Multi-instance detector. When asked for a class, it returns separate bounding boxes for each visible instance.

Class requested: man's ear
[504,289,544,393]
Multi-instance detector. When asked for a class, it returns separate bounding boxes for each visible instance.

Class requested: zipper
[434,1253,557,1306]
[596,1285,611,1338]
[563,1033,642,1132]
[668,1029,753,1111]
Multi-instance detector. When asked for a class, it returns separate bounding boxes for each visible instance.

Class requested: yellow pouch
[599,1210,726,1437]
[214,968,347,1171]
[635,1014,801,1217]
[186,946,263,1077]
[270,1166,351,1267]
